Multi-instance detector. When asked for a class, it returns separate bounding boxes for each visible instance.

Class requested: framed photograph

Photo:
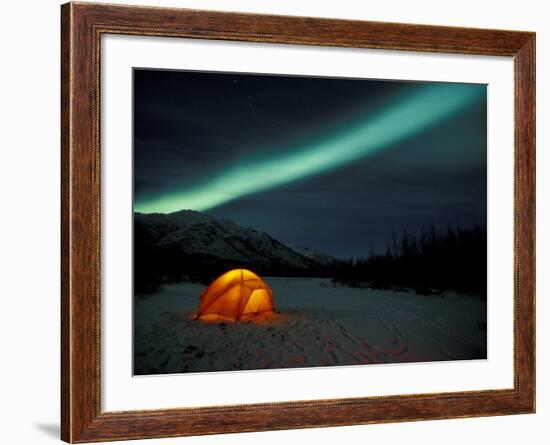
[61,2,535,442]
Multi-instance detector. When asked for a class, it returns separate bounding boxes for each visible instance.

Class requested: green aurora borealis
[133,70,486,257]
[134,82,485,214]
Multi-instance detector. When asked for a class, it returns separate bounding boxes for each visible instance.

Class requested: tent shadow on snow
[193,269,277,323]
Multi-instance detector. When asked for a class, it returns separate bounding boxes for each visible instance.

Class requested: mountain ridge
[134,210,334,291]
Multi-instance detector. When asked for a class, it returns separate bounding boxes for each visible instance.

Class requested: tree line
[135,218,487,298]
[329,225,486,298]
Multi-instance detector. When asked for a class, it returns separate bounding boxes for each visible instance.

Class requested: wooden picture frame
[61,2,535,442]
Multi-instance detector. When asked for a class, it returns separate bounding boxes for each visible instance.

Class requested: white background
[102,35,514,410]
[0,0,546,444]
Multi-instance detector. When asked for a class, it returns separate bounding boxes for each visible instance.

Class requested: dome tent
[197,269,275,322]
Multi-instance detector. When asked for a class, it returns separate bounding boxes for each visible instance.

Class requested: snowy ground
[134,277,487,375]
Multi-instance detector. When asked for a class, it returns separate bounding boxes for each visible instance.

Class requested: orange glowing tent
[197,269,275,322]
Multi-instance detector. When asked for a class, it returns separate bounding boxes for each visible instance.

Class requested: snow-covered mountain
[135,210,327,273]
[287,244,336,266]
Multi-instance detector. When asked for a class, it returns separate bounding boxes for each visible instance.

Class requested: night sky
[134,69,487,258]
